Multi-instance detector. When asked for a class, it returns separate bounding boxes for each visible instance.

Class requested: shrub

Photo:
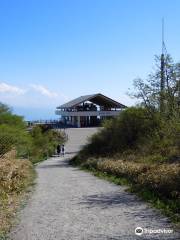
[0,103,30,158]
[0,102,66,162]
[95,159,180,201]
[81,158,99,170]
[97,159,150,182]
[29,125,65,163]
[0,152,34,235]
[138,164,180,199]
[76,107,162,160]
[74,106,180,163]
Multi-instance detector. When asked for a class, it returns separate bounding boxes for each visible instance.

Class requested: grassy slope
[0,153,36,239]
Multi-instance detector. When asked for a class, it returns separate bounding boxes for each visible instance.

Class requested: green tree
[131,55,180,119]
[0,103,66,161]
[29,125,65,163]
[0,103,30,158]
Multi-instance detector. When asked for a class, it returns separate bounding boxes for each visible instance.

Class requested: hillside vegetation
[0,103,65,237]
[0,103,65,163]
[72,55,180,224]
[0,151,34,236]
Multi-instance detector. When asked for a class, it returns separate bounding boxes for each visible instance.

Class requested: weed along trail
[10,128,179,240]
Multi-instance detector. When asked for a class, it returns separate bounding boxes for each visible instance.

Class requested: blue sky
[0,0,180,120]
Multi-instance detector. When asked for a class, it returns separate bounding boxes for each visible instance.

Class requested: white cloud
[30,84,58,98]
[0,82,26,95]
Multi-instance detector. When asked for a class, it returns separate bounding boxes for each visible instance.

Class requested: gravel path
[10,128,179,240]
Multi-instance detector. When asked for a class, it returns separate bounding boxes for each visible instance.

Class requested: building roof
[57,93,127,109]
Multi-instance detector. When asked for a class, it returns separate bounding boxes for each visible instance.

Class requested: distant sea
[13,106,60,121]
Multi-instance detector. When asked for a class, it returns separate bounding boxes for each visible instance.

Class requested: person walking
[61,144,65,157]
[57,144,61,156]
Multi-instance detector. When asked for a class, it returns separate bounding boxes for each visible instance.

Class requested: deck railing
[55,110,121,117]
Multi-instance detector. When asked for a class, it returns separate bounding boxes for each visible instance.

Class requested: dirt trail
[10,128,179,240]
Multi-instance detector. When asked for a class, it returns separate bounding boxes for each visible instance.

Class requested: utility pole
[160,18,165,114]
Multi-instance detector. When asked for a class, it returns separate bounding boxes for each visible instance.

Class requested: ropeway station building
[55,93,127,128]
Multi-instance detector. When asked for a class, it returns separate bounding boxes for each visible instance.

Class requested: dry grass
[78,157,180,223]
[96,159,180,199]
[0,151,35,237]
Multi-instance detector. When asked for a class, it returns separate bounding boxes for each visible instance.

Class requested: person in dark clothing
[57,144,61,156]
[61,144,65,157]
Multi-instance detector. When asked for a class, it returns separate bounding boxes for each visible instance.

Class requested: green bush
[78,107,161,159]
[75,107,179,163]
[0,102,65,162]
[29,125,66,163]
[0,128,30,159]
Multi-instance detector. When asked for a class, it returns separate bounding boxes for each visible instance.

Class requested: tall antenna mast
[162,18,165,54]
[160,18,165,113]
